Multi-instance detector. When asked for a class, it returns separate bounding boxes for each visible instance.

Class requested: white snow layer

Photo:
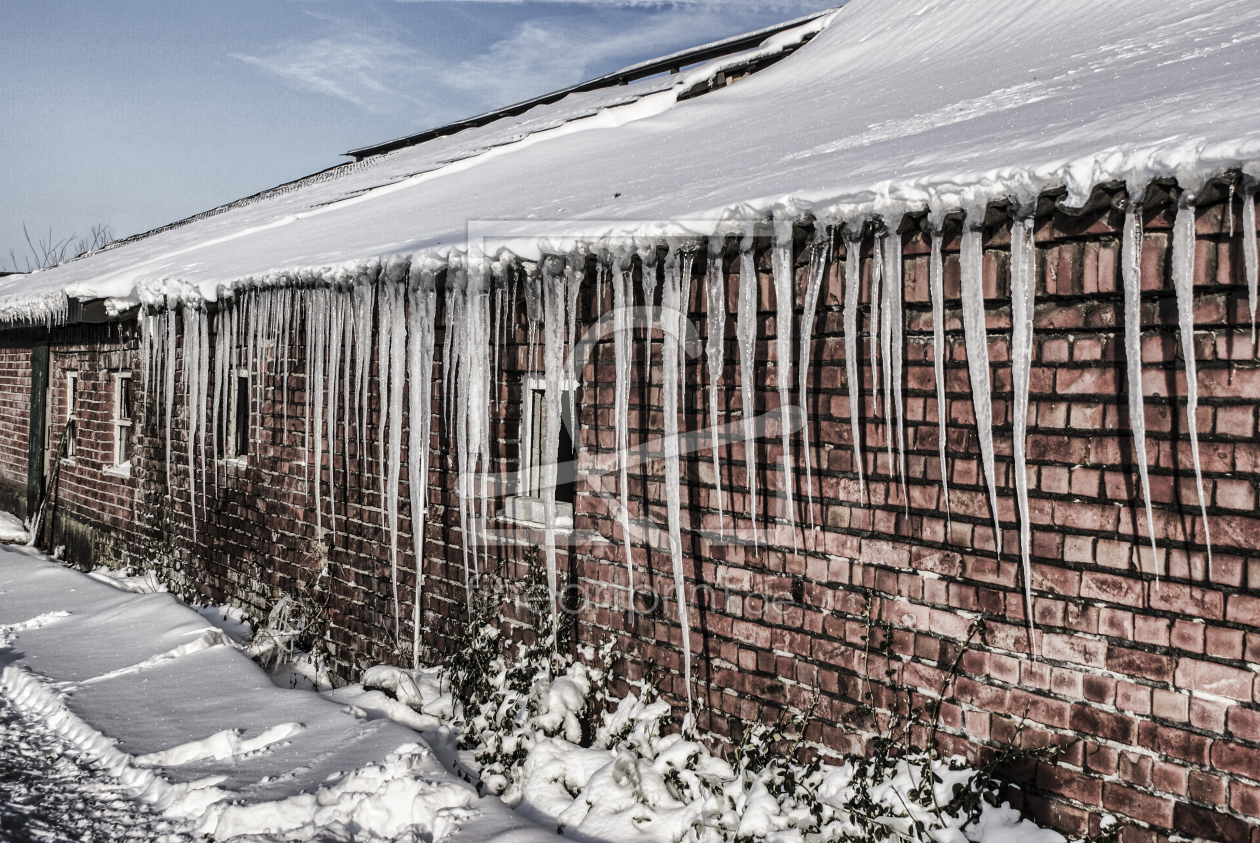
[3,0,1258,319]
[0,545,510,843]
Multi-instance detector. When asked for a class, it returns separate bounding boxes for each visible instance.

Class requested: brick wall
[0,334,32,518]
[2,182,1257,841]
[568,192,1260,843]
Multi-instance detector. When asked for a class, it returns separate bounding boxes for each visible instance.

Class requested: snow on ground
[0,512,28,544]
[0,544,557,843]
[2,0,1257,321]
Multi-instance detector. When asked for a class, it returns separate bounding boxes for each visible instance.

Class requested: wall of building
[0,332,34,519]
[2,184,1257,842]
[570,194,1260,843]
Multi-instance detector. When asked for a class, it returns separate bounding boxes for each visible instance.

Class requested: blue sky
[1,1,831,271]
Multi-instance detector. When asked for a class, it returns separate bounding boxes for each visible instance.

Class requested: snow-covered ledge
[499,496,573,533]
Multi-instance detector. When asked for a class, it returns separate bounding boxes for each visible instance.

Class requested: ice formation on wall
[1172,206,1212,564]
[881,228,908,512]
[797,226,830,528]
[1245,191,1258,341]
[736,234,760,544]
[612,251,637,600]
[929,234,952,525]
[407,264,438,665]
[959,228,1002,554]
[541,259,566,638]
[1009,218,1036,623]
[771,219,798,545]
[661,246,694,710]
[1121,211,1159,572]
[843,229,866,502]
[705,236,727,535]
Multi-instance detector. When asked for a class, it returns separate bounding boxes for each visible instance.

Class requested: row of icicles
[135,197,1257,693]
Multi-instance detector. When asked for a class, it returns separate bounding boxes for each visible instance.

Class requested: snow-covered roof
[3,0,1259,323]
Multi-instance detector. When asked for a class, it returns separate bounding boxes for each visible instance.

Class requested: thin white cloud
[233,3,828,118]
[232,33,426,113]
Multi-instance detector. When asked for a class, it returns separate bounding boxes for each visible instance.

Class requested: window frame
[63,370,78,462]
[226,367,249,461]
[516,374,577,499]
[112,369,133,469]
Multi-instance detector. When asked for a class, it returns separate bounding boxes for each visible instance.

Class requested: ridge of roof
[343,7,837,162]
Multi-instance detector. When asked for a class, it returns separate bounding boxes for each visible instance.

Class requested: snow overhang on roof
[2,0,1259,324]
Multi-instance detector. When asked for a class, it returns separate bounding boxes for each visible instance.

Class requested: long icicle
[661,245,693,713]
[798,227,830,530]
[1122,210,1160,576]
[736,233,760,546]
[771,219,798,548]
[843,229,866,502]
[883,227,908,513]
[930,233,952,527]
[408,263,438,667]
[705,237,727,535]
[182,303,200,543]
[165,307,177,498]
[959,227,1002,555]
[1172,205,1212,565]
[613,252,637,609]
[310,288,328,539]
[198,308,210,515]
[541,258,567,642]
[1244,191,1258,343]
[386,270,408,649]
[326,287,345,536]
[1010,217,1037,630]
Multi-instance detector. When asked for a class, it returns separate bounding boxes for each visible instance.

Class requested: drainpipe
[27,339,48,518]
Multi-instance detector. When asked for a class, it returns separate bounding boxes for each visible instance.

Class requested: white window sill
[220,457,248,468]
[499,496,574,533]
[103,461,132,478]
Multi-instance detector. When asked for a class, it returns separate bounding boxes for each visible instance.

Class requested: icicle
[386,273,408,648]
[736,234,760,546]
[447,265,477,609]
[341,290,354,497]
[1122,210,1159,576]
[212,306,225,493]
[353,277,376,479]
[140,305,152,412]
[679,248,695,421]
[541,258,566,640]
[797,227,830,530]
[882,227,908,513]
[181,303,200,542]
[843,229,866,502]
[640,244,659,402]
[959,228,1002,554]
[198,309,210,514]
[1172,205,1212,565]
[408,263,438,667]
[566,253,584,448]
[869,234,883,420]
[771,219,798,548]
[442,281,457,441]
[661,245,694,711]
[613,252,637,605]
[310,288,328,538]
[1244,191,1258,343]
[280,287,293,440]
[165,307,177,497]
[930,234,951,526]
[326,288,346,535]
[705,237,727,535]
[1010,217,1037,630]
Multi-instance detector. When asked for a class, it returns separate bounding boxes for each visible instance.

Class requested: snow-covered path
[0,688,191,842]
[0,545,552,843]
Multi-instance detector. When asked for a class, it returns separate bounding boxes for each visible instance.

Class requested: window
[112,370,133,468]
[228,369,249,458]
[504,375,577,527]
[521,384,576,504]
[64,371,78,461]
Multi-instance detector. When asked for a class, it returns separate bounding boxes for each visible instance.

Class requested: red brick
[1176,658,1255,700]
